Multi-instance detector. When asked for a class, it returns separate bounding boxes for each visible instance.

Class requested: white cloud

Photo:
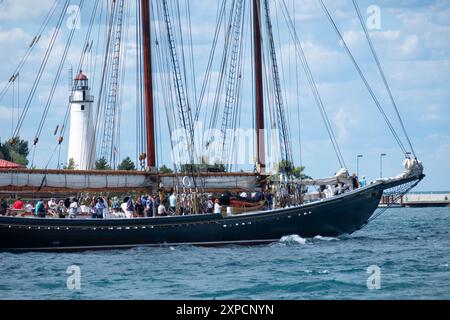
[0,0,54,22]
[333,108,359,144]
[421,105,443,123]
[400,35,422,57]
[373,30,401,41]
[0,106,12,121]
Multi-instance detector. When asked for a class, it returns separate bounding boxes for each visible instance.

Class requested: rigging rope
[185,0,199,112]
[56,0,101,146]
[196,0,227,121]
[274,1,294,165]
[219,0,246,169]
[33,0,86,146]
[42,0,101,169]
[293,0,303,167]
[12,0,70,140]
[0,0,59,105]
[154,0,183,172]
[99,0,128,167]
[228,0,248,172]
[352,0,417,159]
[317,0,408,156]
[204,0,238,159]
[263,0,293,166]
[114,0,132,168]
[88,0,118,166]
[279,0,346,169]
[162,0,196,166]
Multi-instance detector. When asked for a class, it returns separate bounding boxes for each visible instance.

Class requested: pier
[380,193,450,208]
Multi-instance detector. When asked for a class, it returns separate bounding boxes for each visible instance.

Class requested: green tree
[159,165,174,174]
[118,157,136,171]
[291,166,311,180]
[180,158,226,173]
[64,158,77,170]
[0,137,29,166]
[278,160,310,179]
[0,144,8,160]
[95,157,112,170]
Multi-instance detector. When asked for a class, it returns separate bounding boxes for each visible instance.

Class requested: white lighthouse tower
[67,70,95,170]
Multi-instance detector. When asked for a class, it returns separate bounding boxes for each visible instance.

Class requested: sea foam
[314,235,340,242]
[280,235,307,245]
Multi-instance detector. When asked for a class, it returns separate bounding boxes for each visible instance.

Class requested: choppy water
[0,207,449,300]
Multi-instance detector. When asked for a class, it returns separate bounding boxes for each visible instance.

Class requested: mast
[141,0,156,170]
[253,0,265,175]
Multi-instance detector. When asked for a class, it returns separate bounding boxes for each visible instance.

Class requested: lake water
[0,207,449,300]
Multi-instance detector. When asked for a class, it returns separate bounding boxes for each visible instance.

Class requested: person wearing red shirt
[13,198,24,210]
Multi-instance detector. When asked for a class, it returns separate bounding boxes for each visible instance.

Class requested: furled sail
[374,158,424,184]
[291,168,351,186]
[0,170,262,193]
[0,169,150,192]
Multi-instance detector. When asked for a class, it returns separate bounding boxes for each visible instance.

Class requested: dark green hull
[0,178,419,252]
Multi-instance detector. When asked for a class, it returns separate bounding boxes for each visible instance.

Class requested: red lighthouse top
[75,70,88,81]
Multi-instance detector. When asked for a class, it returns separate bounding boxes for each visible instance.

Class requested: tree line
[0,137,29,166]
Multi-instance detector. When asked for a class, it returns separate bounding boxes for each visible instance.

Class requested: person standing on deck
[145,196,153,217]
[56,200,66,218]
[141,195,147,209]
[93,198,106,219]
[351,173,360,190]
[125,196,135,218]
[360,176,367,188]
[48,198,57,211]
[102,197,110,219]
[152,195,158,217]
[24,202,33,215]
[13,198,24,210]
[111,197,120,213]
[169,192,177,214]
[69,198,80,219]
[0,198,9,216]
[35,199,46,218]
[214,199,222,214]
[157,201,167,216]
[206,196,214,214]
[135,198,145,217]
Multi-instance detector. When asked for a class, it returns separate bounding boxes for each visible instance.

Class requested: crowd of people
[0,191,226,220]
[0,175,369,219]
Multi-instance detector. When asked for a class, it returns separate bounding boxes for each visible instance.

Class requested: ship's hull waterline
[0,182,396,252]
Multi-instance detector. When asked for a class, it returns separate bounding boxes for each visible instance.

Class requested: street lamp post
[380,153,387,178]
[357,155,363,177]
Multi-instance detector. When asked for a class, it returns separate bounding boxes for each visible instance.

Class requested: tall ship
[0,0,423,252]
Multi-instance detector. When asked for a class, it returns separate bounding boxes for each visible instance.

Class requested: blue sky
[0,0,449,191]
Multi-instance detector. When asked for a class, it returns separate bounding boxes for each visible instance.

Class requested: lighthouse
[67,70,95,170]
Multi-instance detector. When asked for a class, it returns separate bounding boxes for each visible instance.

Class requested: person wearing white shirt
[214,199,222,214]
[206,197,214,214]
[48,198,57,210]
[68,199,80,219]
[25,203,33,214]
[158,203,167,216]
[169,193,177,213]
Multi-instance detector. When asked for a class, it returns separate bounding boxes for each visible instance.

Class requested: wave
[313,235,340,242]
[278,234,340,245]
[279,235,307,245]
